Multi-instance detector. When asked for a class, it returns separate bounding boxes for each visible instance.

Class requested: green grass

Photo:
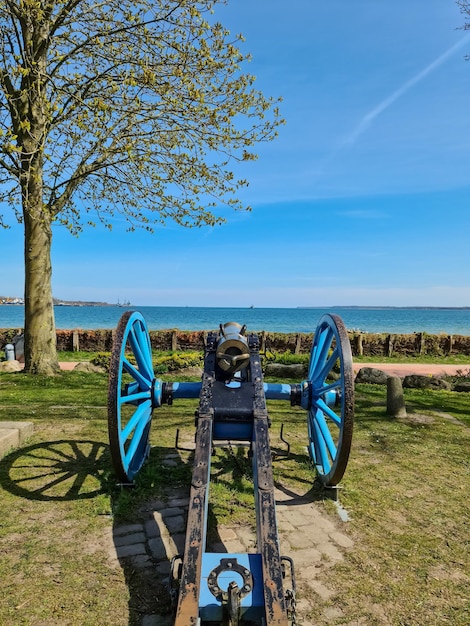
[0,370,469,624]
[353,353,470,365]
[322,384,470,625]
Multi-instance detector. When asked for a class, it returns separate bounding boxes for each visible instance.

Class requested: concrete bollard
[387,376,407,418]
[4,344,15,361]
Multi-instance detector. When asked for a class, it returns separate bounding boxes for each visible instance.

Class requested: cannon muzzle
[216,322,250,374]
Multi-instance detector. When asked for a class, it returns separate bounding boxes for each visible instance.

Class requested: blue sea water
[1,305,470,335]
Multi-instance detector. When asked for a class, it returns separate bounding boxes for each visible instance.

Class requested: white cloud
[344,35,470,148]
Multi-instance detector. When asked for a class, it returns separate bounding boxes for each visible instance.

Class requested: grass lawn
[0,370,468,625]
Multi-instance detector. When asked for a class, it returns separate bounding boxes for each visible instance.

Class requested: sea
[1,305,470,335]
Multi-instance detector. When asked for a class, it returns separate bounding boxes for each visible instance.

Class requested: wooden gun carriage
[108,312,354,625]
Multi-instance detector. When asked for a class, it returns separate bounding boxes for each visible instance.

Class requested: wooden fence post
[295,334,301,354]
[354,334,363,357]
[260,331,266,353]
[447,335,453,356]
[417,332,425,355]
[72,330,80,352]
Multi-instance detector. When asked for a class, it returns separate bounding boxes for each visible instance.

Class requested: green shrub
[266,351,310,366]
[154,351,203,372]
[90,350,203,374]
[91,352,111,371]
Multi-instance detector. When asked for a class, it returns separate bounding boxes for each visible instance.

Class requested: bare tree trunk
[18,33,59,375]
[23,208,59,375]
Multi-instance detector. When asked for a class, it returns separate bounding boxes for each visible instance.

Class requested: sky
[2,0,470,308]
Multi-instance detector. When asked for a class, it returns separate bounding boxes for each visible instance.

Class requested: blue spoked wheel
[303,314,354,486]
[108,311,160,483]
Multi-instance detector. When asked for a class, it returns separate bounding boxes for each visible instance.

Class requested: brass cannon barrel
[215,321,251,374]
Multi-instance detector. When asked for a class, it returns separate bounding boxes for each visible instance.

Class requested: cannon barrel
[215,321,250,374]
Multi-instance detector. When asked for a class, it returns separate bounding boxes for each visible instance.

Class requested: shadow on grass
[0,434,333,625]
[0,438,109,501]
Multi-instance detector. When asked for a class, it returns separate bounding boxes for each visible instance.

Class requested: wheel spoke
[123,402,152,469]
[119,389,152,406]
[309,326,328,377]
[314,346,339,385]
[123,357,152,389]
[121,400,152,442]
[310,407,337,458]
[312,418,331,474]
[129,323,153,380]
[312,396,342,426]
[319,379,341,393]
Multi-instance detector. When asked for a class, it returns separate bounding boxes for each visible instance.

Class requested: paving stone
[0,421,34,443]
[303,577,335,600]
[170,533,186,555]
[288,548,323,568]
[286,530,317,550]
[312,514,338,533]
[113,532,147,548]
[274,489,295,503]
[141,499,166,511]
[144,519,161,539]
[107,548,120,565]
[329,530,354,549]
[276,509,313,527]
[0,429,19,459]
[115,543,147,559]
[155,561,172,576]
[113,523,144,536]
[164,514,185,534]
[148,537,168,561]
[234,527,256,550]
[296,526,331,547]
[318,542,344,563]
[221,540,245,553]
[167,497,189,508]
[153,507,184,525]
[217,527,237,541]
[131,554,153,568]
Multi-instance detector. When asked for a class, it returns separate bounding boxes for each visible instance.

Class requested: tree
[0,0,282,374]
[458,1,470,51]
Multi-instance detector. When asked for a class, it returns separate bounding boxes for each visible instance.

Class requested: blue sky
[2,0,470,307]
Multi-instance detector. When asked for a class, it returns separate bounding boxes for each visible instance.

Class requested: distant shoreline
[297,306,470,311]
[1,303,470,311]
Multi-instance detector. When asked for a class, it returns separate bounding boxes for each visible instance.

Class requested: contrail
[344,34,470,146]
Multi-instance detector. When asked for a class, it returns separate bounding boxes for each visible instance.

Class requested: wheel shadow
[272,451,335,505]
[0,438,109,501]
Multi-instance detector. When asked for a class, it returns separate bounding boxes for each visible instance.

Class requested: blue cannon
[108,312,354,625]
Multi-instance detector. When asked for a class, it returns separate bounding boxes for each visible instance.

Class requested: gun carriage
[108,311,354,625]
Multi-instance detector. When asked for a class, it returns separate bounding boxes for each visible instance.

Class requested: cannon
[108,312,354,625]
